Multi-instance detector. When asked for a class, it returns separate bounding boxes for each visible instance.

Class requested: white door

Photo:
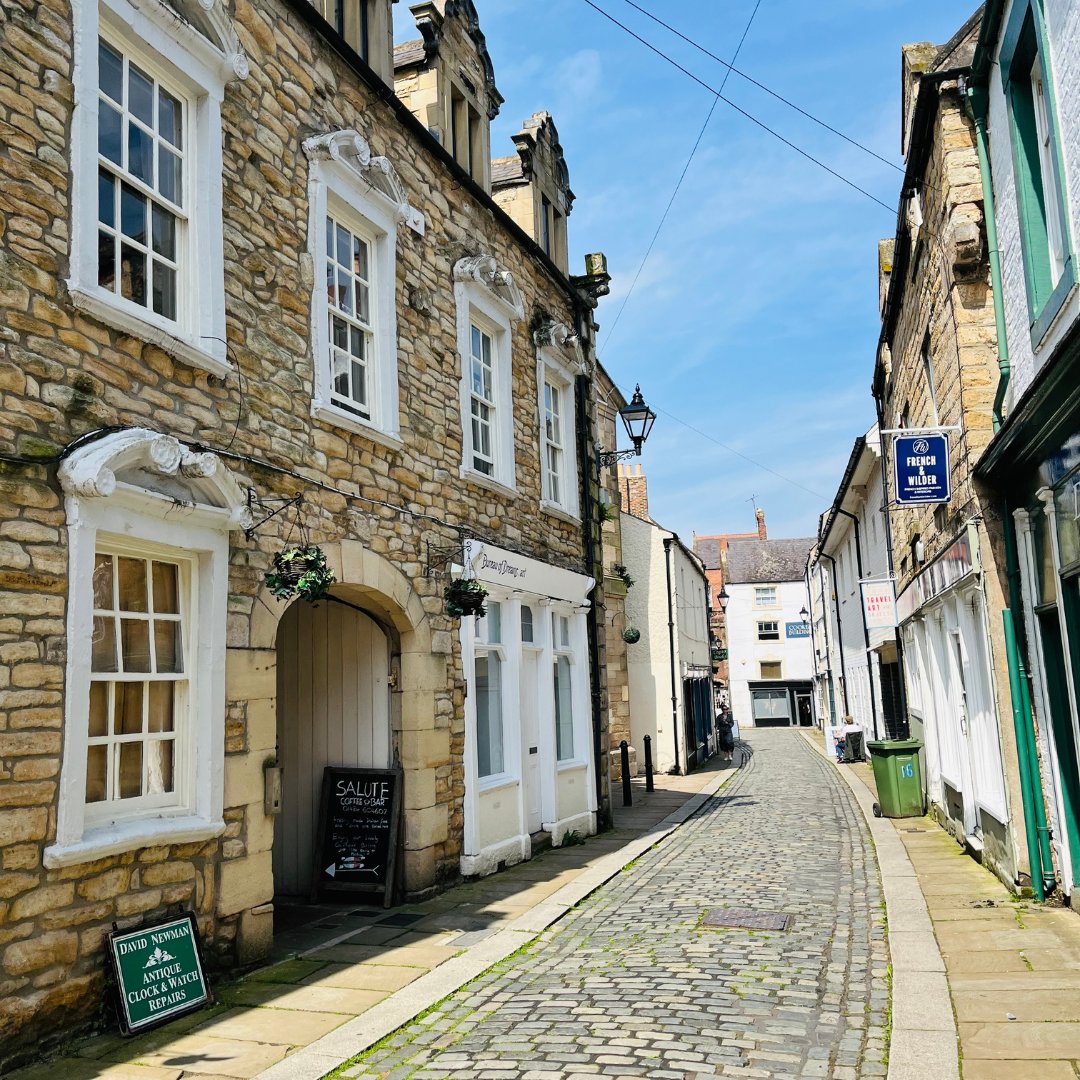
[520,649,542,833]
[274,599,391,897]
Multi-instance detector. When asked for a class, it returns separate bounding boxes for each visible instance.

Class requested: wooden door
[274,599,391,897]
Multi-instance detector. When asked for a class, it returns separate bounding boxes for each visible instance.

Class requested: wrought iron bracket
[424,538,464,578]
[596,446,639,471]
[243,489,303,540]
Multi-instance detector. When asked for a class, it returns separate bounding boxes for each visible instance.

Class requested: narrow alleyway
[340,730,888,1080]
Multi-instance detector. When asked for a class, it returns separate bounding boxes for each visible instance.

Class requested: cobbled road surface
[340,730,889,1080]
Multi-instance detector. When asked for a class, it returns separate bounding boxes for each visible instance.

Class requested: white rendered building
[725,537,816,729]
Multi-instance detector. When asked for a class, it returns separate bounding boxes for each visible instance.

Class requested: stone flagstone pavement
[844,758,1080,1080]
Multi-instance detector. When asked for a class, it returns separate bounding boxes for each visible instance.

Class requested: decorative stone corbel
[303,130,426,235]
[453,254,525,321]
[534,317,586,374]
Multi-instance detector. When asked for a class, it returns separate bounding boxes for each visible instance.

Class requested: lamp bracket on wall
[595,446,641,471]
[243,489,303,541]
[424,538,464,578]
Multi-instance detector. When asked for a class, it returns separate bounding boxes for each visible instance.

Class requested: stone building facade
[0,0,613,1060]
[872,13,1027,886]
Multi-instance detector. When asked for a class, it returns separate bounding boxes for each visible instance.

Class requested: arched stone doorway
[272,596,392,897]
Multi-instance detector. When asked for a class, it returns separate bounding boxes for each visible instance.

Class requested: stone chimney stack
[756,507,767,540]
[618,463,649,520]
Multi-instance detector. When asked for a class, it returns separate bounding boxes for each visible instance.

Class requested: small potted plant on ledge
[445,578,488,618]
[264,543,336,604]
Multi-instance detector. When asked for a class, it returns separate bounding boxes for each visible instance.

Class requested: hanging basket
[445,578,488,618]
[264,544,336,604]
[622,626,641,644]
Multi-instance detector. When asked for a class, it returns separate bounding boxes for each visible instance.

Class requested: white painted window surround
[534,321,584,521]
[47,429,251,868]
[454,255,525,494]
[303,129,424,448]
[69,0,250,379]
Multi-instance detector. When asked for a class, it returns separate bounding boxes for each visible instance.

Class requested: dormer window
[492,113,573,272]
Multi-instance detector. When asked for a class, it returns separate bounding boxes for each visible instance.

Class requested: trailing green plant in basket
[264,544,336,603]
[622,626,642,644]
[445,578,488,618]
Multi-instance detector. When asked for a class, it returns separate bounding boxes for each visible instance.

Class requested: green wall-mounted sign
[107,913,211,1034]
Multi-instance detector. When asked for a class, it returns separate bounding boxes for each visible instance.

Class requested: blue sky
[395,1,975,542]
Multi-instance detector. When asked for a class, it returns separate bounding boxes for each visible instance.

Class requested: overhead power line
[596,0,762,354]
[620,0,905,179]
[581,0,896,217]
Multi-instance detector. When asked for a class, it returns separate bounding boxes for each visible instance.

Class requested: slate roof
[491,156,525,185]
[393,40,426,68]
[725,537,815,584]
[694,538,721,570]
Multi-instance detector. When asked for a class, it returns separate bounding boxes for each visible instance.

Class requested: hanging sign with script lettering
[311,766,402,907]
[107,913,211,1035]
[893,434,951,505]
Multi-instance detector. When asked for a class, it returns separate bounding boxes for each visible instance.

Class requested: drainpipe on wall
[575,372,608,826]
[966,82,1011,433]
[663,537,681,774]
[818,562,836,723]
[820,552,850,717]
[964,79,1055,897]
[835,509,881,740]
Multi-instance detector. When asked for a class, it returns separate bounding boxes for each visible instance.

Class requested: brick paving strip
[300,730,889,1080]
[7,763,734,1080]
[811,734,1080,1080]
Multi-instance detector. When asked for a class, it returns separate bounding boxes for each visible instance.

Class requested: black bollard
[620,740,632,806]
[643,734,655,792]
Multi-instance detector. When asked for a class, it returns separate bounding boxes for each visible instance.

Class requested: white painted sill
[67,284,231,379]
[460,468,518,500]
[477,773,519,795]
[44,814,226,868]
[311,402,404,451]
[557,758,588,773]
[540,500,580,525]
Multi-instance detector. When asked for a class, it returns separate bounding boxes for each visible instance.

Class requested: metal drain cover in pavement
[701,908,792,932]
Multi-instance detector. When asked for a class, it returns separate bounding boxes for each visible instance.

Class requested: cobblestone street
[340,730,888,1080]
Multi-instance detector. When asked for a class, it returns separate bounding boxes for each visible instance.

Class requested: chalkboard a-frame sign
[106,912,211,1035]
[311,765,403,907]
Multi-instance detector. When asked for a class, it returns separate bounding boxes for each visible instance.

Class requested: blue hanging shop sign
[894,434,951,505]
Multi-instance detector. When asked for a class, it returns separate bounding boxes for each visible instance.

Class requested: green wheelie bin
[866,740,924,818]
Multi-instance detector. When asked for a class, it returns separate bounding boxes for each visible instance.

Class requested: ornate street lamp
[597,384,657,469]
[718,584,729,611]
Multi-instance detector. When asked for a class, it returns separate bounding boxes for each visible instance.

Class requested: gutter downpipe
[836,508,881,740]
[575,372,607,827]
[965,81,1054,897]
[966,83,1011,433]
[820,552,850,716]
[663,537,682,774]
[819,563,836,723]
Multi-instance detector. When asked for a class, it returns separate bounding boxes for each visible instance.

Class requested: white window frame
[86,541,192,822]
[69,0,244,378]
[455,256,524,495]
[754,585,778,608]
[471,600,513,789]
[47,430,248,868]
[757,619,780,641]
[537,347,580,521]
[305,130,423,448]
